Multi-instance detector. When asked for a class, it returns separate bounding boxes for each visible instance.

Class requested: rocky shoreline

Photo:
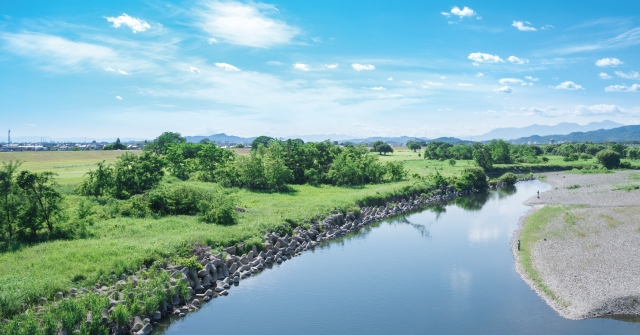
[512,170,640,320]
[47,185,485,335]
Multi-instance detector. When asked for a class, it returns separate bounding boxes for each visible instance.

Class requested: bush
[199,192,237,225]
[579,153,593,160]
[596,149,621,169]
[498,172,518,186]
[454,167,488,191]
[620,161,632,169]
[146,186,203,216]
[563,153,579,162]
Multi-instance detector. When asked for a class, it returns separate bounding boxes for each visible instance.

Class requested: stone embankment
[513,170,640,320]
[49,186,480,335]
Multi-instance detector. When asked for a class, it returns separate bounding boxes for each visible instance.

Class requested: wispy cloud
[615,70,640,79]
[512,21,536,31]
[555,81,584,90]
[267,61,282,66]
[476,72,484,77]
[195,1,300,48]
[215,62,240,71]
[508,56,528,64]
[116,96,123,100]
[105,14,151,33]
[499,78,524,85]
[541,24,554,30]
[370,87,385,91]
[441,6,477,21]
[207,38,218,44]
[458,83,474,87]
[189,66,200,75]
[324,63,338,69]
[605,84,640,92]
[525,76,539,81]
[599,72,612,79]
[596,57,623,67]
[352,63,375,71]
[493,86,513,94]
[468,52,503,65]
[558,27,640,54]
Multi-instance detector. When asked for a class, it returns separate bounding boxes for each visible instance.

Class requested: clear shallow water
[157,181,640,335]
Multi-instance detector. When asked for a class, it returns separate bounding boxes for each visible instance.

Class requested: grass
[613,184,640,192]
[519,205,569,306]
[566,184,581,189]
[565,168,614,175]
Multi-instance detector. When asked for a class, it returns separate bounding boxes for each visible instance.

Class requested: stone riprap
[513,170,640,320]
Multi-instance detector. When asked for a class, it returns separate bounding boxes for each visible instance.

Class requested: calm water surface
[157,181,640,335]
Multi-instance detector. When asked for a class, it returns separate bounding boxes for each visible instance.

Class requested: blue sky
[1,0,640,141]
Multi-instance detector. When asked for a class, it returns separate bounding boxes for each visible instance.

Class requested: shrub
[620,161,632,169]
[199,192,237,225]
[146,186,202,216]
[563,153,579,162]
[596,149,621,169]
[579,153,593,160]
[498,172,518,186]
[454,167,488,191]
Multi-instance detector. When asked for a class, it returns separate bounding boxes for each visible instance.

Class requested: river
[155,180,640,334]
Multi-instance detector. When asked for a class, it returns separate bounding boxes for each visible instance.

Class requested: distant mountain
[472,120,623,141]
[510,125,640,144]
[340,136,428,144]
[186,133,257,144]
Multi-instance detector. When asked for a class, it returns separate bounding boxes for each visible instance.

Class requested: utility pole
[8,129,10,144]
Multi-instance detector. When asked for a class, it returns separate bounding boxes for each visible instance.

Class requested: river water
[157,180,640,334]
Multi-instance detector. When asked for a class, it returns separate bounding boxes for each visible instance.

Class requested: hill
[511,125,640,143]
[473,120,623,141]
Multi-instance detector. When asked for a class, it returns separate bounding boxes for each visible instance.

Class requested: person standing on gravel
[518,239,521,251]
[537,190,539,199]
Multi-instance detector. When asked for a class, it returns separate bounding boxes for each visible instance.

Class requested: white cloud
[555,81,584,90]
[595,58,623,67]
[403,80,413,84]
[615,71,640,80]
[208,38,218,44]
[117,69,129,75]
[371,87,385,91]
[352,63,375,71]
[605,84,640,92]
[468,52,503,65]
[189,66,200,75]
[499,78,524,85]
[440,76,447,79]
[512,21,537,31]
[388,77,393,81]
[105,14,151,33]
[476,72,484,77]
[196,1,300,48]
[25,123,37,127]
[599,72,612,79]
[493,86,513,94]
[458,83,474,87]
[105,67,115,72]
[293,63,309,71]
[442,6,476,19]
[325,63,338,69]
[525,76,539,81]
[574,104,625,115]
[116,96,123,100]
[541,25,554,30]
[378,94,403,99]
[267,61,282,66]
[508,56,529,64]
[425,82,443,86]
[215,62,240,71]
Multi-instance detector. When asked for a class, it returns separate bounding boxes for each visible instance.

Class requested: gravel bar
[513,170,640,320]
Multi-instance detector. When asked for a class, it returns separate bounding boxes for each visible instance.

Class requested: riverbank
[513,170,640,320]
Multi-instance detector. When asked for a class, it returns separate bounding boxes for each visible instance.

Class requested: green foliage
[217,142,293,191]
[371,141,394,155]
[112,152,166,199]
[384,161,407,182]
[454,167,488,191]
[498,172,518,186]
[448,159,456,167]
[627,147,640,161]
[145,132,186,156]
[174,256,202,270]
[563,153,579,162]
[199,192,237,225]
[251,136,275,150]
[102,138,128,151]
[487,139,512,164]
[75,161,113,197]
[327,145,386,185]
[472,143,493,170]
[16,171,62,234]
[596,149,621,169]
[406,141,422,152]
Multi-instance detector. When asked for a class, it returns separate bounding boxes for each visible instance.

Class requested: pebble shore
[512,170,640,320]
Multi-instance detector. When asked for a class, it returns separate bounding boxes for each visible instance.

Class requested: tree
[76,161,114,197]
[610,143,627,158]
[407,141,422,152]
[146,132,186,155]
[103,138,128,150]
[449,159,456,167]
[112,152,166,199]
[372,141,393,155]
[596,149,620,169]
[487,139,512,164]
[472,143,493,169]
[16,171,62,234]
[627,147,640,161]
[251,136,275,150]
[0,161,21,242]
[455,167,488,191]
[199,138,211,144]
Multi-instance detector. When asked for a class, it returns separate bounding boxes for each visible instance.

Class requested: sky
[1,0,640,141]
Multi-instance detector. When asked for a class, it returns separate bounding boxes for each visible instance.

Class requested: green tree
[372,141,393,155]
[164,142,202,180]
[627,147,640,161]
[454,167,488,191]
[199,138,211,144]
[472,143,493,169]
[16,171,62,234]
[596,149,621,169]
[102,138,128,151]
[76,161,114,197]
[196,144,235,182]
[251,136,275,150]
[610,143,627,158]
[112,152,166,199]
[385,161,407,181]
[146,132,186,155]
[407,141,422,152]
[487,139,512,164]
[449,159,456,167]
[0,161,22,242]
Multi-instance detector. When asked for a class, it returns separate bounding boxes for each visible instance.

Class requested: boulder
[100,309,109,324]
[153,311,161,320]
[225,246,236,255]
[132,316,143,331]
[135,323,153,335]
[85,311,92,324]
